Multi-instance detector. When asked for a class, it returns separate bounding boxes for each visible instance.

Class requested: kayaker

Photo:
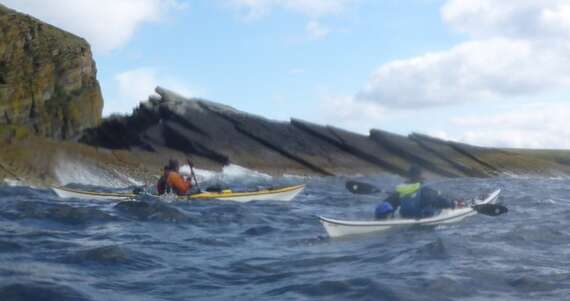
[158,159,193,195]
[375,165,460,219]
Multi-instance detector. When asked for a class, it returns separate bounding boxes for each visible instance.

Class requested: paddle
[187,158,201,192]
[471,203,508,216]
[345,180,383,194]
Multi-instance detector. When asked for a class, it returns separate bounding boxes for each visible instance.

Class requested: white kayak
[320,189,501,238]
[51,184,305,203]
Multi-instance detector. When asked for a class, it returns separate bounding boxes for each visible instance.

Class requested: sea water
[0,172,569,300]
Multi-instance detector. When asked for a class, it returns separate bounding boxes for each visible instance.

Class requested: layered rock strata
[80,87,570,178]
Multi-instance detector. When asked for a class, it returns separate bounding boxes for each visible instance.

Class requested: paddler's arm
[420,186,454,209]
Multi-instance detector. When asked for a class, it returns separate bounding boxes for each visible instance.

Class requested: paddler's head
[407,165,424,183]
[168,159,180,172]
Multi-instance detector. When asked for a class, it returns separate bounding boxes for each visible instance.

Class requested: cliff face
[2,5,568,185]
[0,4,103,142]
[80,87,570,178]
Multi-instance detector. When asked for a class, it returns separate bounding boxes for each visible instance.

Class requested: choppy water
[1,174,570,301]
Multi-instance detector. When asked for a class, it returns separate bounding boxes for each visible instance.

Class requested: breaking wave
[53,157,139,188]
[180,164,272,183]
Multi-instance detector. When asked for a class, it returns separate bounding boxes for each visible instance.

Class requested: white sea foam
[179,164,272,184]
[542,199,557,204]
[3,178,26,187]
[54,158,280,189]
[548,174,570,181]
[221,164,272,181]
[283,174,311,180]
[54,158,132,188]
[112,169,145,186]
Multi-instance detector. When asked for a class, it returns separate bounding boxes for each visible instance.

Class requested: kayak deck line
[53,187,136,197]
[52,184,305,202]
[320,188,501,238]
[51,187,135,201]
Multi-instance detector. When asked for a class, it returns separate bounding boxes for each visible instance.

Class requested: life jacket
[166,171,192,195]
[398,183,452,219]
[397,182,433,218]
[395,182,421,198]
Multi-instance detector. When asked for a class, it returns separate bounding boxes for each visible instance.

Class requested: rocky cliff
[80,87,570,178]
[1,3,569,185]
[0,4,103,142]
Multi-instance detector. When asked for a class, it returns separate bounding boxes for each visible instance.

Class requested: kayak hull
[52,184,305,203]
[320,189,501,238]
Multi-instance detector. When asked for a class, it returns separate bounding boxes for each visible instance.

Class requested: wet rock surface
[79,87,570,178]
[1,3,569,183]
[0,4,103,142]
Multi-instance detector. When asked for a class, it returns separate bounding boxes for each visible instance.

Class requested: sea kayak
[320,189,501,238]
[52,184,305,203]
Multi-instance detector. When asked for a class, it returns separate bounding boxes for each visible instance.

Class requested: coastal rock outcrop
[80,87,570,178]
[2,3,569,185]
[0,4,103,142]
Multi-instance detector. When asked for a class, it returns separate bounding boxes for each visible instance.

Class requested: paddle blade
[472,204,508,216]
[345,181,381,194]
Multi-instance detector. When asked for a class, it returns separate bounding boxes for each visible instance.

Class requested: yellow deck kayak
[51,184,305,203]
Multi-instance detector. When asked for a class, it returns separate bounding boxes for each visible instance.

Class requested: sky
[3,0,570,149]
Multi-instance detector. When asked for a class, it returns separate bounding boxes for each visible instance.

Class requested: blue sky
[4,0,570,149]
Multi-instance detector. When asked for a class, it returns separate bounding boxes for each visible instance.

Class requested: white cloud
[319,95,385,134]
[356,38,570,108]
[442,0,570,40]
[108,67,194,115]
[315,0,570,148]
[447,102,570,149]
[226,0,355,40]
[353,0,570,109]
[427,130,450,141]
[306,20,330,39]
[228,0,357,18]
[2,0,186,53]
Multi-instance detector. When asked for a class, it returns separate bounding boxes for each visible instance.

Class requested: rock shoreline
[78,87,570,181]
[2,85,570,187]
[1,3,570,187]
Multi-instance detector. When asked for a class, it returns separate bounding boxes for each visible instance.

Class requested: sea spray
[54,157,134,188]
[2,178,27,187]
[179,164,272,185]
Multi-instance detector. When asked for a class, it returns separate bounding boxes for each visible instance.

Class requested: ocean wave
[53,156,133,188]
[180,164,273,186]
[0,282,92,301]
[5,201,116,225]
[114,200,192,223]
[63,245,161,270]
[0,176,569,300]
